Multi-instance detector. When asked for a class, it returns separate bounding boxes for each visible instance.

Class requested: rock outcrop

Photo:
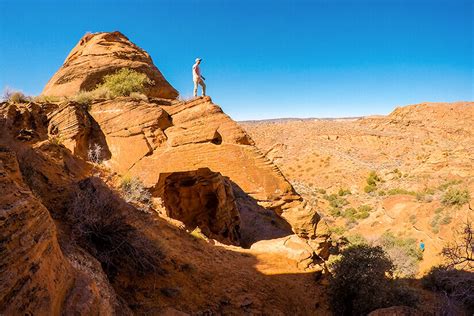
[42,31,178,99]
[0,148,73,315]
[86,96,321,239]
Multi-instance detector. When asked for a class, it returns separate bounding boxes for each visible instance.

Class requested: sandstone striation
[42,31,178,99]
[0,148,73,315]
[87,96,321,239]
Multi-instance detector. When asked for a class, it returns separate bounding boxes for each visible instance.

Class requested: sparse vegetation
[441,188,470,207]
[387,188,416,196]
[72,68,153,104]
[88,143,104,164]
[338,188,351,196]
[68,177,163,281]
[120,175,153,212]
[99,68,153,97]
[438,179,463,191]
[364,171,381,193]
[2,88,30,103]
[328,245,418,315]
[48,135,63,145]
[376,231,423,277]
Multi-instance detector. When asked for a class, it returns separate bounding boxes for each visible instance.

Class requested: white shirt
[192,63,201,81]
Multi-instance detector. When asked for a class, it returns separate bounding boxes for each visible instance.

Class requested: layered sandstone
[0,148,72,315]
[87,96,321,239]
[42,31,178,99]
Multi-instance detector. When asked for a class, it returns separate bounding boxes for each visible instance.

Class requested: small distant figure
[192,58,206,97]
[419,240,425,252]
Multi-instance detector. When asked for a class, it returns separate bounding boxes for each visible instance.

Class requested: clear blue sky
[0,0,472,120]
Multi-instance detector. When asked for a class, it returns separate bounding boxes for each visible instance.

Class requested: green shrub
[98,68,153,97]
[364,184,377,193]
[409,214,417,224]
[338,188,351,196]
[328,245,418,315]
[441,188,470,206]
[74,90,94,106]
[438,179,463,191]
[48,135,63,145]
[367,171,381,186]
[324,194,349,209]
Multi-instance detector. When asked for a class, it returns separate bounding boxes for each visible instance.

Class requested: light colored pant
[193,77,206,97]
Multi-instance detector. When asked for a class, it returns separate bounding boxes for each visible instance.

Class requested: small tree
[328,245,418,315]
[441,221,473,270]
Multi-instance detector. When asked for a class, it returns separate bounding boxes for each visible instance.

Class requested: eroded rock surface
[0,148,73,315]
[42,31,178,99]
[157,168,241,245]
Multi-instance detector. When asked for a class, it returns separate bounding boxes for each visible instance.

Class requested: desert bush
[74,90,95,106]
[129,92,148,101]
[48,135,63,145]
[366,171,381,186]
[98,68,153,97]
[441,188,470,206]
[376,231,423,277]
[88,143,103,164]
[324,193,349,209]
[422,266,474,313]
[338,188,351,196]
[438,179,463,191]
[68,178,163,280]
[328,245,418,315]
[364,184,377,193]
[120,175,152,211]
[3,88,30,103]
[33,95,61,103]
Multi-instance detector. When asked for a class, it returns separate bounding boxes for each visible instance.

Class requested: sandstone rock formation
[0,148,72,315]
[85,96,321,240]
[0,32,334,315]
[42,31,178,99]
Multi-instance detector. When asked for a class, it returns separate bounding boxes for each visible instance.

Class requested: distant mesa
[42,31,178,99]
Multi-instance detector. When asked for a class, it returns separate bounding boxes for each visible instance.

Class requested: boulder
[42,31,178,99]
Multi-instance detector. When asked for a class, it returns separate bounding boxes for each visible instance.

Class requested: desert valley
[0,31,472,315]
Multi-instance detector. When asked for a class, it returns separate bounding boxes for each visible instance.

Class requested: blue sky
[0,0,472,120]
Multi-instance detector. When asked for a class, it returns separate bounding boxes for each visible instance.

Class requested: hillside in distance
[242,102,474,273]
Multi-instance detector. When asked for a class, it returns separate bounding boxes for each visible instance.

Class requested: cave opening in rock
[161,168,241,245]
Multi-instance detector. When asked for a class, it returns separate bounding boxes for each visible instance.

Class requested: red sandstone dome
[42,31,178,99]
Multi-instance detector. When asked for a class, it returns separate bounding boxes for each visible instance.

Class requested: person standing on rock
[193,58,206,97]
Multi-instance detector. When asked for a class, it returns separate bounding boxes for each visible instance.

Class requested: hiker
[192,58,206,97]
[419,240,425,252]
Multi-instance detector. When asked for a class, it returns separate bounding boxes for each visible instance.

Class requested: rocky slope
[242,102,474,273]
[0,32,331,315]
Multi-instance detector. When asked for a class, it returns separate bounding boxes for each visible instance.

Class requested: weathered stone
[42,31,178,99]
